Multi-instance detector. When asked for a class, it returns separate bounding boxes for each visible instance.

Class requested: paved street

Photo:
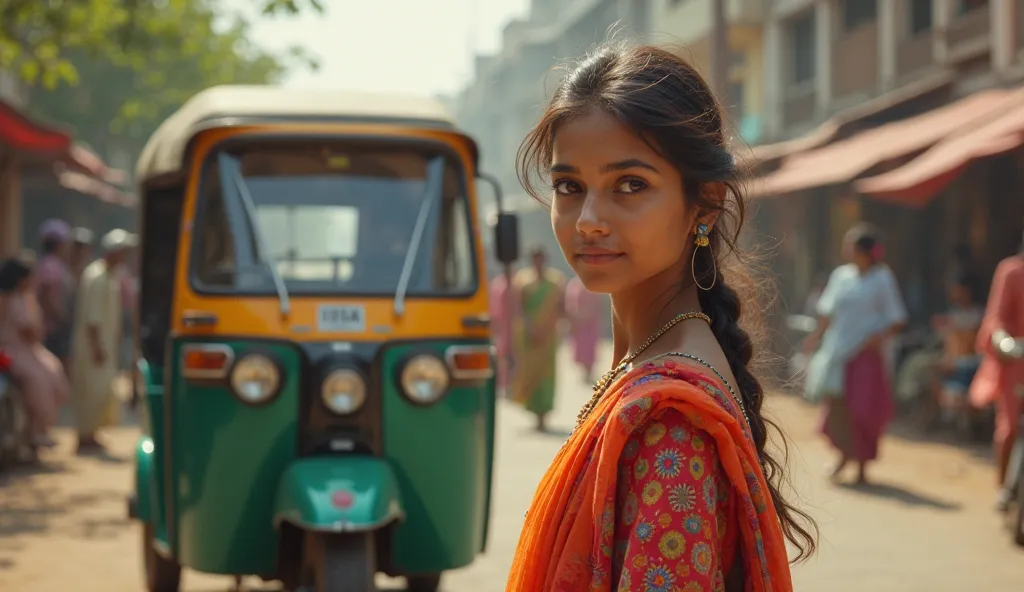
[2,344,1024,591]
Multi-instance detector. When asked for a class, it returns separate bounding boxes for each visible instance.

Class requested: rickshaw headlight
[399,354,450,405]
[321,369,367,415]
[229,354,281,405]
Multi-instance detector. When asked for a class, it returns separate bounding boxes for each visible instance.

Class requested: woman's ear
[696,182,726,231]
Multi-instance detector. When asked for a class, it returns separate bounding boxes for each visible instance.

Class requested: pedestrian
[35,219,74,368]
[70,227,95,281]
[804,224,908,485]
[510,247,565,432]
[70,229,137,454]
[488,266,520,397]
[0,252,70,449]
[969,231,1024,511]
[505,44,811,592]
[565,274,604,384]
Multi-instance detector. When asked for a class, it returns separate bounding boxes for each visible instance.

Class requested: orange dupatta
[505,361,794,592]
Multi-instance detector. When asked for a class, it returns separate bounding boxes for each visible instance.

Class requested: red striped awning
[0,99,70,156]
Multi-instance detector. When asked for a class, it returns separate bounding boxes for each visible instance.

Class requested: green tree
[24,0,318,169]
[0,0,322,88]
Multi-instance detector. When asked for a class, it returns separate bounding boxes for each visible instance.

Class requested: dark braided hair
[517,41,817,560]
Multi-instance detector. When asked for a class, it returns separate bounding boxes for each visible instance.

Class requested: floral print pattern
[613,408,738,591]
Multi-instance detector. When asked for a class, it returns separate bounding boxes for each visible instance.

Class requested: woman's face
[842,236,871,268]
[550,110,696,295]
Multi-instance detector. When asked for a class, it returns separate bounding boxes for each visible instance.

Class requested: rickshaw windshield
[191,140,477,297]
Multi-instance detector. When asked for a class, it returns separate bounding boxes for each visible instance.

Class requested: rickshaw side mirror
[494,212,519,265]
[477,172,519,265]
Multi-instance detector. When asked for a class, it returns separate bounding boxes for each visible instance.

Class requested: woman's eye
[553,179,582,195]
[615,178,648,194]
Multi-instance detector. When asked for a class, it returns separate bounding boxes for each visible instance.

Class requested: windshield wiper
[221,154,291,317]
[394,157,444,316]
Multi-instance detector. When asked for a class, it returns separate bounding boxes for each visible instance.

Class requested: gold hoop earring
[692,223,717,291]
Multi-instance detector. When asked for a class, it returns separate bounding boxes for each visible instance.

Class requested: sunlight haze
[231,0,530,97]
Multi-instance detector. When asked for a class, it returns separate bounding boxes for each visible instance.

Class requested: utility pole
[710,0,730,107]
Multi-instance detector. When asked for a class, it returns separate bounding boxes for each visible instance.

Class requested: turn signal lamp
[445,346,495,380]
[182,344,234,380]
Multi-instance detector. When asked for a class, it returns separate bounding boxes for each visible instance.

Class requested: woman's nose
[575,191,609,235]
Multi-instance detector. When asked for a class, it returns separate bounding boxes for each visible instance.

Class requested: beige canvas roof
[135,85,458,183]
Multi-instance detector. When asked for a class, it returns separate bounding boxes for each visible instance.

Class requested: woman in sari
[489,267,521,396]
[506,44,814,591]
[0,254,70,449]
[804,225,907,485]
[512,247,566,431]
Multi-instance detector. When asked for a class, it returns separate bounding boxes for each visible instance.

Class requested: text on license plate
[317,305,366,333]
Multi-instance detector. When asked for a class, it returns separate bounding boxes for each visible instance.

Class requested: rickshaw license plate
[317,305,366,333]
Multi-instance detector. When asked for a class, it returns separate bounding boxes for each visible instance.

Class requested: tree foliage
[11,0,321,166]
[0,0,322,87]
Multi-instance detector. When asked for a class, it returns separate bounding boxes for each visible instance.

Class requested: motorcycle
[0,349,36,470]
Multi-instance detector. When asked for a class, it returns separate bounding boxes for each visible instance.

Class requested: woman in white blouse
[804,224,908,485]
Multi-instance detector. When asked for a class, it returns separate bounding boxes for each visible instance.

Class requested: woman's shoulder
[614,360,745,428]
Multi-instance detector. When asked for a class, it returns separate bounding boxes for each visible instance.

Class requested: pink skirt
[821,347,894,462]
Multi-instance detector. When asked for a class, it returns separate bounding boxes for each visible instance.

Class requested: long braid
[693,241,817,562]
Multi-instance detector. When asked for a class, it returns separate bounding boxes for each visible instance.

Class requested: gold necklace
[574,311,711,431]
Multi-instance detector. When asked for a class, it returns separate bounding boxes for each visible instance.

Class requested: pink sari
[489,274,520,392]
[0,291,70,432]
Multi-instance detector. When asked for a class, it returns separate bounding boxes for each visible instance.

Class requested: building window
[958,0,988,14]
[789,13,815,85]
[909,0,933,34]
[842,0,878,30]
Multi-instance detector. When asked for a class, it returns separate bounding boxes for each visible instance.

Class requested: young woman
[512,247,567,432]
[805,225,908,485]
[506,44,814,592]
[0,254,71,449]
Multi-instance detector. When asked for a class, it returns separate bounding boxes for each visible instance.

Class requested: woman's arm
[613,409,731,591]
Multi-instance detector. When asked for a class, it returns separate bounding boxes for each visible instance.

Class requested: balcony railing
[946,6,991,56]
[897,31,935,79]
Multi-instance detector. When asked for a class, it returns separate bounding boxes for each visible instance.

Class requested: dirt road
[2,345,1023,591]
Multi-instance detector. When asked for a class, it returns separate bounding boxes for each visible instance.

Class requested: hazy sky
[231,0,530,97]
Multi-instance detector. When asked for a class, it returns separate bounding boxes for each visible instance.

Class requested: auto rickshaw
[127,85,520,592]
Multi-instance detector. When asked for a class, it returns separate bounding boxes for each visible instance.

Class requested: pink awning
[856,91,1024,206]
[751,89,1016,197]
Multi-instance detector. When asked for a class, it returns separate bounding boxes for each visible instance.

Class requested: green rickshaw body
[133,339,495,576]
[129,86,510,587]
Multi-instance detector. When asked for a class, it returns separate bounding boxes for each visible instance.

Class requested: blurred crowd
[0,219,138,456]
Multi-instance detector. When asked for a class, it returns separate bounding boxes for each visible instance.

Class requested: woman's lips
[575,251,624,265]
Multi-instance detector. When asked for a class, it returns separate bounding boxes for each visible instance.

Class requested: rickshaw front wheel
[301,531,376,592]
[406,573,442,592]
[143,523,181,592]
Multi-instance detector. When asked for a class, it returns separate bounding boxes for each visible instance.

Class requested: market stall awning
[751,89,1016,197]
[65,144,127,184]
[57,170,137,208]
[0,99,70,157]
[746,69,954,167]
[856,91,1024,206]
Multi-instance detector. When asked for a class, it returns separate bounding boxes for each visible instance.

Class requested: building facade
[762,0,1023,142]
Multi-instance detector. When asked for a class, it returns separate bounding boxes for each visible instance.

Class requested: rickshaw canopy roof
[135,85,461,184]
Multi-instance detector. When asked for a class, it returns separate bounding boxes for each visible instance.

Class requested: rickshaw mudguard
[273,456,405,533]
